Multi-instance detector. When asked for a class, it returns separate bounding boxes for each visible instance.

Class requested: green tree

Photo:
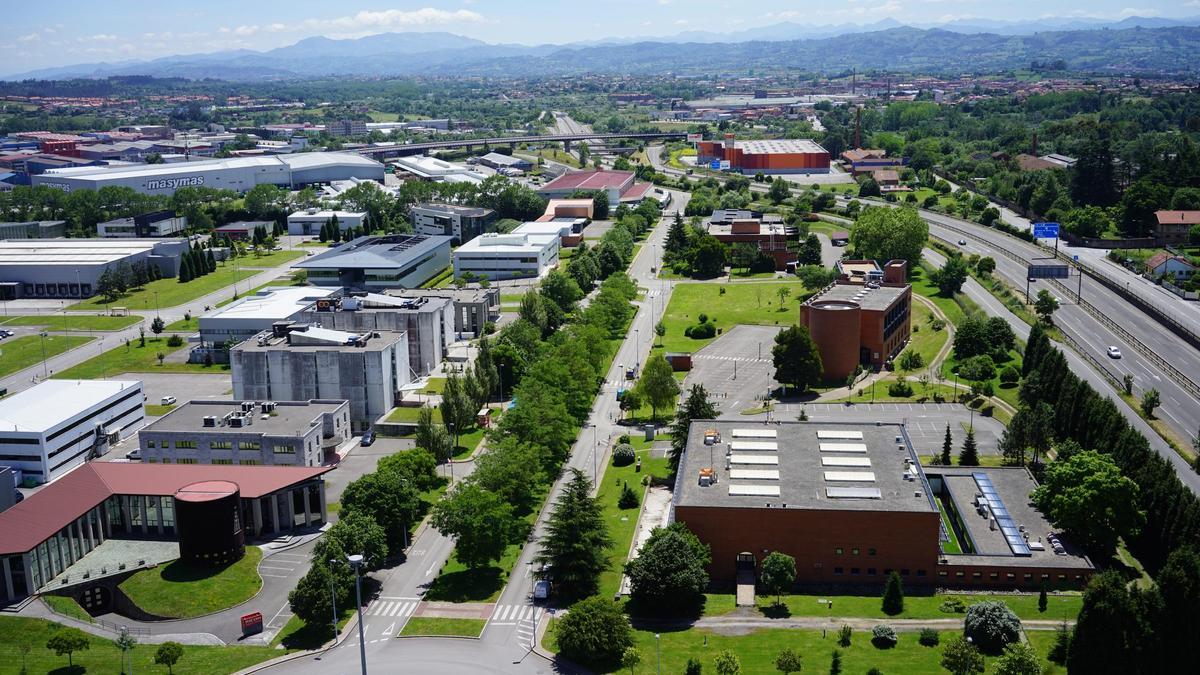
[1154,546,1200,655]
[621,646,643,675]
[688,234,726,278]
[714,650,741,675]
[849,206,928,269]
[340,469,421,552]
[935,255,970,295]
[96,267,120,302]
[46,628,90,667]
[797,234,823,266]
[777,286,792,309]
[288,555,344,629]
[1140,388,1160,418]
[768,177,791,204]
[685,657,703,675]
[540,269,583,315]
[772,324,824,393]
[554,595,632,669]
[535,469,612,599]
[829,649,843,675]
[154,641,185,674]
[115,628,137,675]
[415,406,453,464]
[625,522,711,612]
[440,371,478,452]
[798,265,836,290]
[958,427,980,466]
[669,384,718,467]
[1048,622,1071,664]
[1033,289,1058,324]
[431,482,520,569]
[1069,572,1147,674]
[964,601,1022,654]
[636,355,680,423]
[880,570,905,615]
[940,636,985,675]
[993,642,1041,675]
[941,424,953,465]
[774,647,803,675]
[1033,451,1144,558]
[654,321,666,346]
[759,551,797,606]
[150,316,165,335]
[319,512,389,571]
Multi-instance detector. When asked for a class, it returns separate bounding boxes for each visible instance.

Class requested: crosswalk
[694,354,769,364]
[367,599,419,618]
[489,604,543,625]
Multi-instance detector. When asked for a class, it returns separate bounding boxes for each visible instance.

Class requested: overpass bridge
[355,131,687,159]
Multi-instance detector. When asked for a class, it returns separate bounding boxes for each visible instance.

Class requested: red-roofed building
[0,462,331,604]
[536,168,655,206]
[1154,210,1200,246]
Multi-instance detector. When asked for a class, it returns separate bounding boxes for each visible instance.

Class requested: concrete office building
[0,380,144,485]
[0,238,190,300]
[0,220,66,240]
[193,286,338,359]
[673,421,1093,589]
[0,462,330,604]
[96,211,187,238]
[137,399,351,467]
[286,210,367,237]
[453,231,560,281]
[411,203,496,244]
[298,293,454,374]
[706,213,795,271]
[231,325,410,431]
[801,261,911,379]
[294,234,452,291]
[387,286,500,337]
[32,153,384,196]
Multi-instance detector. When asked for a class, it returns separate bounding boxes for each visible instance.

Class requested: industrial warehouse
[696,137,830,174]
[30,152,384,196]
[672,421,1093,590]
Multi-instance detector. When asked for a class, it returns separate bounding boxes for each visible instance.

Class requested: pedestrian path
[489,604,543,626]
[366,598,420,618]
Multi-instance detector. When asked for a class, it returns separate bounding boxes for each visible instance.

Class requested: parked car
[360,430,376,447]
[1107,346,1123,359]
[125,448,141,460]
[533,579,552,603]
[160,395,177,405]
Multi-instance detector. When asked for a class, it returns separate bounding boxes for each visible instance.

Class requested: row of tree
[178,241,217,283]
[94,260,163,303]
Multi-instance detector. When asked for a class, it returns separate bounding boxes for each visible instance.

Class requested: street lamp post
[328,559,339,646]
[347,554,368,675]
[39,331,49,378]
[656,633,661,674]
[154,291,160,319]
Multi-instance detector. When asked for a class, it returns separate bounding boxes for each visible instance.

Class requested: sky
[4,0,1199,72]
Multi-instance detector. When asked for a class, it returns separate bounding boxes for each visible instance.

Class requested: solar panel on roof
[821,457,871,467]
[728,484,781,497]
[819,442,868,453]
[826,487,882,499]
[731,428,777,438]
[730,454,778,465]
[973,472,1031,556]
[730,440,778,451]
[817,430,864,440]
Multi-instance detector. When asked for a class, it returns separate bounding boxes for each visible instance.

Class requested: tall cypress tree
[534,468,612,600]
[959,427,980,466]
[941,424,953,466]
[179,255,193,283]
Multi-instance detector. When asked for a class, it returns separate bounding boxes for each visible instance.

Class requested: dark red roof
[0,463,331,554]
[540,168,634,192]
[619,181,655,201]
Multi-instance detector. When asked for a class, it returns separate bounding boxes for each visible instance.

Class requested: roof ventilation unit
[202,416,216,427]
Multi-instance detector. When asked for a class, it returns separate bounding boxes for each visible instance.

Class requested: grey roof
[674,420,936,514]
[141,399,345,436]
[806,282,908,312]
[234,328,404,353]
[293,234,451,271]
[413,202,494,217]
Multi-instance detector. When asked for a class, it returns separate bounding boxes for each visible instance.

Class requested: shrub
[698,313,708,324]
[612,443,636,467]
[931,318,946,331]
[618,482,640,509]
[871,625,898,649]
[999,366,1020,385]
[483,321,496,335]
[919,628,940,646]
[555,595,633,669]
[887,379,914,397]
[684,322,716,339]
[940,598,966,613]
[958,354,996,382]
[618,434,632,445]
[898,350,925,371]
[166,334,184,347]
[837,624,852,647]
[964,601,1022,654]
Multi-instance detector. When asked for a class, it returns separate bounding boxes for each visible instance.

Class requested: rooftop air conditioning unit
[240,401,255,412]
[202,416,216,427]
[229,416,245,428]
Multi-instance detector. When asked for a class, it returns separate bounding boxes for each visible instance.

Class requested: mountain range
[5,15,1200,81]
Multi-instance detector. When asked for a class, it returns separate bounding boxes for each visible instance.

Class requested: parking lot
[682,325,783,414]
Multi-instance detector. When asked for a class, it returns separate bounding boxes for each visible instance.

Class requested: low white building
[453,231,560,281]
[196,286,339,352]
[411,203,496,243]
[96,211,187,238]
[286,210,368,237]
[0,380,145,484]
[389,156,488,185]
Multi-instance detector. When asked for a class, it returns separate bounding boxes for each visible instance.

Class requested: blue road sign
[1032,222,1060,239]
[710,159,722,170]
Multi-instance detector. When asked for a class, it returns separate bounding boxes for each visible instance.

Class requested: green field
[596,435,671,599]
[941,348,1024,410]
[236,249,307,268]
[0,616,278,675]
[67,265,260,312]
[0,334,94,378]
[52,336,228,379]
[704,591,1080,621]
[118,547,263,619]
[897,301,950,368]
[399,617,486,637]
[145,403,176,416]
[1,314,142,331]
[165,316,199,332]
[43,595,94,623]
[910,265,970,326]
[660,281,811,353]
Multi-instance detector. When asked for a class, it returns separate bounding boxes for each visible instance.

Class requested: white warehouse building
[31,153,384,196]
[453,229,560,281]
[0,380,145,485]
[286,210,368,237]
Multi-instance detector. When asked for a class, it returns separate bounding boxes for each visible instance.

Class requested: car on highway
[1107,346,1123,359]
[958,239,967,245]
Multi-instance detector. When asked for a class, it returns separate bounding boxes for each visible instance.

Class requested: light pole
[347,553,368,675]
[634,328,640,370]
[656,633,661,674]
[588,423,598,481]
[38,331,49,378]
[153,291,160,319]
[328,559,339,646]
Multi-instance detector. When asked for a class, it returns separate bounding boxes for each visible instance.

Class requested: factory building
[297,293,454,374]
[293,234,452,291]
[411,203,496,244]
[231,325,411,432]
[453,230,560,281]
[0,238,190,300]
[672,421,1093,590]
[286,210,368,237]
[0,380,144,485]
[137,399,351,468]
[800,261,911,380]
[0,462,330,604]
[696,138,830,174]
[0,220,66,240]
[95,211,187,238]
[31,153,384,196]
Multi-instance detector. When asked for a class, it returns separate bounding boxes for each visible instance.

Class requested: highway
[356,130,685,159]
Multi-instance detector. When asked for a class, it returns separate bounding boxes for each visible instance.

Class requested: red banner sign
[241,612,263,636]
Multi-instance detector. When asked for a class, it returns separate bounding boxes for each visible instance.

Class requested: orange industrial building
[800,260,911,379]
[696,137,829,174]
[672,421,1094,590]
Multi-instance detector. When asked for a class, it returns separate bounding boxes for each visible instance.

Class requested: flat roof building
[96,211,187,238]
[801,262,911,379]
[293,234,452,291]
[386,286,500,337]
[0,380,144,485]
[389,156,487,184]
[0,237,191,301]
[411,203,496,244]
[453,231,560,281]
[213,220,273,241]
[537,168,652,206]
[298,292,453,375]
[706,213,795,271]
[231,325,410,431]
[194,286,338,358]
[138,399,351,468]
[0,220,66,240]
[697,137,830,174]
[286,210,367,237]
[478,152,533,172]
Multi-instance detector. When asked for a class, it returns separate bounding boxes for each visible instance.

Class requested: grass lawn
[534,148,581,168]
[837,380,960,404]
[596,435,671,599]
[422,376,447,394]
[942,349,1023,410]
[145,403,176,416]
[0,334,93,378]
[67,265,259,312]
[273,611,354,650]
[920,453,1009,468]
[660,281,810,353]
[399,617,486,637]
[1,314,142,331]
[935,497,965,555]
[367,110,400,122]
[911,265,969,326]
[53,336,229,379]
[43,595,94,623]
[117,547,262,618]
[387,406,441,423]
[899,301,950,368]
[0,616,279,675]
[702,590,1081,621]
[237,249,307,268]
[165,316,198,332]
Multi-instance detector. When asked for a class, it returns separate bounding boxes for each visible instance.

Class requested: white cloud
[18,33,39,43]
[316,8,485,33]
[674,19,689,26]
[1116,7,1161,17]
[762,11,802,20]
